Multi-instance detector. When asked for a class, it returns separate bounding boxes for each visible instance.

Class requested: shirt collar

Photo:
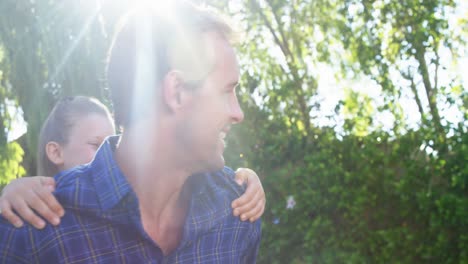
[91,135,134,211]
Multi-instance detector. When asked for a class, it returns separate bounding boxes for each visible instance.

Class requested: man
[0,2,261,263]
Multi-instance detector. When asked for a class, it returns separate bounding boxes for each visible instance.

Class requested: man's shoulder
[204,166,262,230]
[178,167,261,263]
[54,164,92,187]
[0,218,31,262]
[53,138,131,214]
[0,166,100,263]
[187,166,255,227]
[187,166,243,215]
[202,166,245,199]
[53,164,100,211]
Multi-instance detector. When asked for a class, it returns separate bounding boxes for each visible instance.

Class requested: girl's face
[59,113,115,171]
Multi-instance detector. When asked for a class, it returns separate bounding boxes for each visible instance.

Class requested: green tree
[0,45,25,185]
[338,0,466,151]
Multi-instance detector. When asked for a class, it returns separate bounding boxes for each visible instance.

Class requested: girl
[0,96,265,229]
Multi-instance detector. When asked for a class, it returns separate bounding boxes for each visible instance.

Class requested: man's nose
[230,96,244,124]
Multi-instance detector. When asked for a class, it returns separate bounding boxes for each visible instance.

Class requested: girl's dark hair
[37,96,113,176]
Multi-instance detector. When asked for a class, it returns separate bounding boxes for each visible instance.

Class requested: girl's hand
[0,176,64,229]
[231,168,266,222]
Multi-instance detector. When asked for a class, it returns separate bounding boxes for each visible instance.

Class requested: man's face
[177,32,244,172]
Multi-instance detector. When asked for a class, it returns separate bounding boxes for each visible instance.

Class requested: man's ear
[45,141,64,167]
[162,71,193,112]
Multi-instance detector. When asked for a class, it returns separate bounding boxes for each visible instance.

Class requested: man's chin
[191,156,225,174]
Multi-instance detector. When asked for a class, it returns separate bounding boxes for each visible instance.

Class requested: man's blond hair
[107,1,236,127]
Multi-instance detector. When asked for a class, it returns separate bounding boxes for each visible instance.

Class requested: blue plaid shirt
[0,136,261,263]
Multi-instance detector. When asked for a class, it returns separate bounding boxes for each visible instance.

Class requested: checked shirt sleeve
[243,219,262,263]
[0,223,32,264]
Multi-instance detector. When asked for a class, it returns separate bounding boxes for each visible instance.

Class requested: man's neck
[115,123,193,217]
[114,127,192,254]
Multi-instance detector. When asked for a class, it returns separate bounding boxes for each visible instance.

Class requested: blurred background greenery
[1,0,467,263]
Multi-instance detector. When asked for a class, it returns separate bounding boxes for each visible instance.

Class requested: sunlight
[50,6,100,83]
[97,0,172,12]
[125,1,213,125]
[131,10,158,124]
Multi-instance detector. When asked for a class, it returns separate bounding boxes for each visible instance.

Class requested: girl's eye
[88,142,100,149]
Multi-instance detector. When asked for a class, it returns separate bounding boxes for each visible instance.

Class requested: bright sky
[7,100,26,142]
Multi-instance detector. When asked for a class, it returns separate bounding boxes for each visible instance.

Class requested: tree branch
[250,0,311,136]
[414,44,446,150]
[401,68,426,125]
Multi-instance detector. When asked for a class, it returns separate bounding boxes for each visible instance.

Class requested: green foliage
[226,123,468,263]
[0,44,25,184]
[341,89,375,136]
[0,141,25,185]
[337,0,463,149]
